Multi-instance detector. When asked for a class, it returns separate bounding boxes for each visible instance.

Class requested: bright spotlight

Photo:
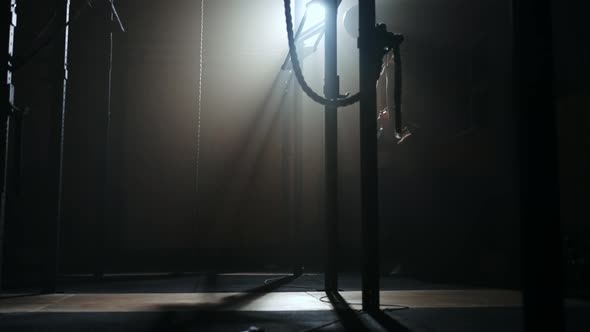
[306,0,326,27]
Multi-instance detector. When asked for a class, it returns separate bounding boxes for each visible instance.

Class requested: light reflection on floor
[0,290,522,313]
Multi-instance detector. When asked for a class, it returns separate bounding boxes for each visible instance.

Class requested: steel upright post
[42,0,70,294]
[0,0,17,291]
[95,0,118,280]
[291,0,305,277]
[358,0,380,312]
[324,0,339,292]
[513,0,564,331]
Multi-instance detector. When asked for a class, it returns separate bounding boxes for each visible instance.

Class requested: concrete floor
[0,275,588,331]
[0,289,522,313]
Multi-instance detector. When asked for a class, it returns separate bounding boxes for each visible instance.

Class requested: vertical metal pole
[193,0,204,271]
[0,0,16,291]
[283,74,294,273]
[95,0,115,280]
[291,0,304,277]
[359,0,380,312]
[513,0,564,331]
[43,0,70,293]
[324,0,339,292]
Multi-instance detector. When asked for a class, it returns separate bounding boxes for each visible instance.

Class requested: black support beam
[324,0,339,292]
[95,0,118,281]
[42,0,70,293]
[513,0,564,331]
[291,0,305,277]
[359,0,380,312]
[0,0,16,291]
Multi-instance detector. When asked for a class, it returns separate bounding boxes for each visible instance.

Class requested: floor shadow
[150,274,301,331]
[368,309,412,332]
[325,291,371,332]
[325,291,413,332]
[59,272,199,283]
[53,273,203,294]
[0,293,43,300]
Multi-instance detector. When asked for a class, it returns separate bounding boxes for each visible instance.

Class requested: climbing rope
[283,0,361,108]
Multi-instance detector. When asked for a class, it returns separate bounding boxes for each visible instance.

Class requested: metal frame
[42,0,70,294]
[95,0,124,280]
[287,0,380,306]
[358,0,380,312]
[281,0,332,280]
[291,0,305,277]
[284,0,386,309]
[0,0,17,291]
[93,8,113,281]
[513,0,565,331]
[323,0,339,293]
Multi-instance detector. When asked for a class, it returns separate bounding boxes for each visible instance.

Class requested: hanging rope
[283,0,360,108]
[196,0,205,195]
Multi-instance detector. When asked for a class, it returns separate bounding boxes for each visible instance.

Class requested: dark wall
[371,0,520,286]
[61,0,296,272]
[3,0,70,285]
